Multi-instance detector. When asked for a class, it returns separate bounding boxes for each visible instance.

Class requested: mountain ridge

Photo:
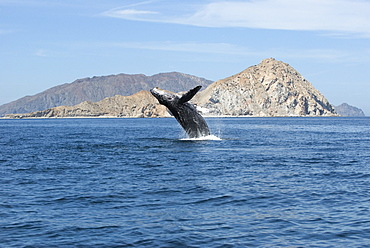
[5,58,342,118]
[0,72,213,116]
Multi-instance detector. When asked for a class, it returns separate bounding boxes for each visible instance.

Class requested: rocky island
[194,58,336,116]
[5,58,340,118]
[334,103,365,117]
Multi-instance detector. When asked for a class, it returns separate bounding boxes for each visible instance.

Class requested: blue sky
[1,0,370,114]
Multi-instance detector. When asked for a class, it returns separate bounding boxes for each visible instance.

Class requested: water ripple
[1,118,370,247]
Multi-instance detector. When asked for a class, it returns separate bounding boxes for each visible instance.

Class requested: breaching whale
[150,85,211,138]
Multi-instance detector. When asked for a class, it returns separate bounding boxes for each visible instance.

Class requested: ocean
[1,117,370,247]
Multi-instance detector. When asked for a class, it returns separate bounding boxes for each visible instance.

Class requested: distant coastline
[4,115,369,120]
[1,58,366,118]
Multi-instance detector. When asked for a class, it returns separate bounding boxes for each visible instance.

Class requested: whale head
[150,87,179,107]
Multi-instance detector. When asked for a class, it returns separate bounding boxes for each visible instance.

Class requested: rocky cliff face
[335,103,365,117]
[0,72,213,116]
[194,58,337,116]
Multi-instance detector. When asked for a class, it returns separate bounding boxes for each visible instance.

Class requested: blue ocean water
[1,117,370,247]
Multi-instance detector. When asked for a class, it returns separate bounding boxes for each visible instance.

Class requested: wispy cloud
[102,0,370,38]
[103,7,158,18]
[109,41,253,55]
[29,39,369,63]
[95,41,363,63]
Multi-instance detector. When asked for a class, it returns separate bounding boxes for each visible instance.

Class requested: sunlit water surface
[1,117,370,247]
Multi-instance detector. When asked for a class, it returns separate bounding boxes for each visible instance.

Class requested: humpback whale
[150,86,211,138]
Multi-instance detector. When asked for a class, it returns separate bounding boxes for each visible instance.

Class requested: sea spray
[180,135,222,141]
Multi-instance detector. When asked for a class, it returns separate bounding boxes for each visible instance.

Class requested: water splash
[180,135,222,141]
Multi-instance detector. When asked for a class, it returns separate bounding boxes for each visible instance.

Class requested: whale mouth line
[149,87,163,98]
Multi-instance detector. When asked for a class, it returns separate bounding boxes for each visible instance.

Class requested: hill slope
[6,91,168,118]
[194,58,337,116]
[0,72,213,116]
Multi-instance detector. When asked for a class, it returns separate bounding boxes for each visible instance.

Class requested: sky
[1,0,370,115]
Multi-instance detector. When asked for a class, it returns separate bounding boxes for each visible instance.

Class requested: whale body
[150,86,210,138]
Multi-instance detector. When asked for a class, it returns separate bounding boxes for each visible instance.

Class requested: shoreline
[1,114,359,120]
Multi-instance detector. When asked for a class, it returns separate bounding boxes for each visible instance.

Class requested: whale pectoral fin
[178,85,202,104]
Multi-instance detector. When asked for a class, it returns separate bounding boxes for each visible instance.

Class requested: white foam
[180,135,222,141]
